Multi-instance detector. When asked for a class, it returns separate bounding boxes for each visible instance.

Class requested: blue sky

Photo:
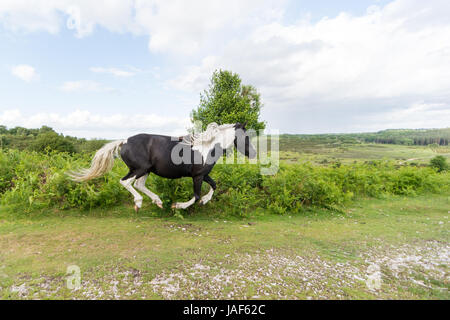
[0,0,449,138]
[284,0,392,23]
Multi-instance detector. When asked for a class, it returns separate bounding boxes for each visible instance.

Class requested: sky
[0,0,449,139]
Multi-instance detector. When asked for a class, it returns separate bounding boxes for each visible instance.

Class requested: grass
[276,138,450,165]
[1,138,449,299]
[0,194,448,299]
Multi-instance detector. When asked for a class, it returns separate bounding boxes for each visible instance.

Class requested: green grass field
[0,139,449,300]
[276,137,450,165]
[0,194,448,299]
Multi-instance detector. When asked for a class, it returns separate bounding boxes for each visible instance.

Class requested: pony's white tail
[68,139,126,182]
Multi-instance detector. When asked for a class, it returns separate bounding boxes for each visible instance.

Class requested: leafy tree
[39,125,55,134]
[31,132,75,154]
[0,134,8,148]
[191,69,266,131]
[430,155,448,172]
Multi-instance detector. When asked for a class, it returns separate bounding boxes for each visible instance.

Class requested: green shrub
[430,155,448,172]
[30,132,76,154]
[1,149,449,216]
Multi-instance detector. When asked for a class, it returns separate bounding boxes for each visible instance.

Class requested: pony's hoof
[171,203,177,209]
[134,205,139,213]
[156,202,163,209]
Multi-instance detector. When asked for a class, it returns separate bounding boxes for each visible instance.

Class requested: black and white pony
[69,122,256,211]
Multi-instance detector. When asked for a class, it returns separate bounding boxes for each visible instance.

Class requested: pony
[68,122,256,211]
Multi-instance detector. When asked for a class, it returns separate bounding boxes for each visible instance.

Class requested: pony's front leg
[199,175,216,205]
[171,176,202,209]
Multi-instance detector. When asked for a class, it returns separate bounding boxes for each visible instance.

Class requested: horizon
[1,123,449,141]
[1,0,449,139]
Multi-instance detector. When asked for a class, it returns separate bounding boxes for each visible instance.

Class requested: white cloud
[89,67,140,77]
[0,0,61,34]
[170,0,450,132]
[2,0,450,133]
[0,109,191,138]
[173,0,450,99]
[354,101,450,132]
[11,64,39,82]
[133,0,284,54]
[0,0,285,54]
[169,56,219,93]
[0,0,136,37]
[60,80,114,93]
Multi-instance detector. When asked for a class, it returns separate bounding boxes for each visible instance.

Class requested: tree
[191,69,266,131]
[430,155,448,172]
[31,132,75,154]
[0,134,7,148]
[39,125,55,135]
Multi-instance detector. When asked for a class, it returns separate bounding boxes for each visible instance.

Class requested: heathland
[0,127,449,299]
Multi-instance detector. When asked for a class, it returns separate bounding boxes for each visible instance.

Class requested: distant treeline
[352,128,450,146]
[281,128,450,146]
[1,125,449,155]
[0,125,108,153]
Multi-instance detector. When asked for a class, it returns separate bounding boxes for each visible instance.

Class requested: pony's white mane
[181,122,235,147]
[181,122,236,162]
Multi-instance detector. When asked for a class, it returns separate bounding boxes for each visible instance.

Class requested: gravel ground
[3,240,448,299]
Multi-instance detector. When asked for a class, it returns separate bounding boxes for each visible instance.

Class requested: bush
[31,132,76,154]
[1,149,449,216]
[430,155,448,172]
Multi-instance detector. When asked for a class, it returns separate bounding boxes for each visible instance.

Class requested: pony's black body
[69,122,255,210]
[119,123,253,207]
[120,134,218,202]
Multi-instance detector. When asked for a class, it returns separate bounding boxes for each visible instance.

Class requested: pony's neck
[215,126,236,150]
[192,125,235,163]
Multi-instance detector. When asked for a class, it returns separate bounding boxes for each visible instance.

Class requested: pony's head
[234,122,257,159]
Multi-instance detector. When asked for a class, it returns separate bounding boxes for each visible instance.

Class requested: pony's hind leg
[171,197,196,209]
[120,172,143,212]
[134,174,163,209]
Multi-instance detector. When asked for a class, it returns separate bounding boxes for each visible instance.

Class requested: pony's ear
[242,121,248,129]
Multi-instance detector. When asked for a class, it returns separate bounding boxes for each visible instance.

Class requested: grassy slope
[0,194,448,300]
